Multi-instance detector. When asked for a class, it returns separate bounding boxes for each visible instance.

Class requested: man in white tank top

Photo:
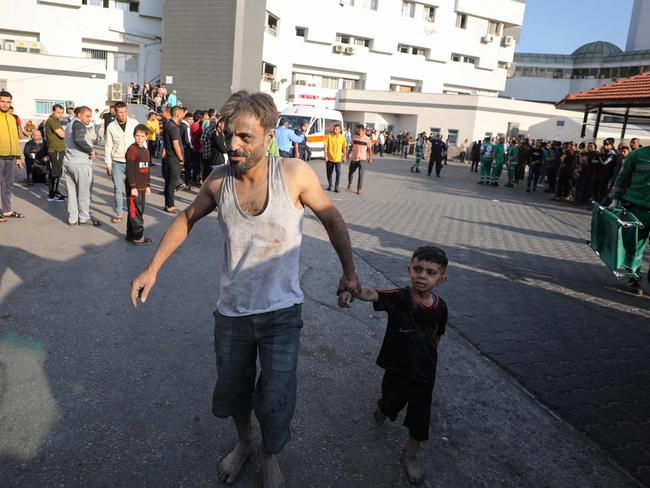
[131,91,360,488]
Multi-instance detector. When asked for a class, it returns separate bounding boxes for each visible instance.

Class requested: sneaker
[478,181,485,185]
[334,188,340,193]
[326,187,332,191]
[56,194,67,201]
[415,169,421,173]
[410,167,415,173]
[48,195,64,202]
[347,184,352,191]
[629,279,643,295]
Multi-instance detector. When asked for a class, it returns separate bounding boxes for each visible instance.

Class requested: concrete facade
[626,0,650,52]
[161,0,526,111]
[0,0,162,121]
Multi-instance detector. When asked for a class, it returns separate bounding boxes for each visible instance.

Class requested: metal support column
[580,110,589,138]
[620,107,630,141]
[593,104,603,140]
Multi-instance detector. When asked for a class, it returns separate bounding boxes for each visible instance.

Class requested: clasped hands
[337,273,361,308]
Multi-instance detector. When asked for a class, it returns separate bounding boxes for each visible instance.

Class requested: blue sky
[516,0,634,53]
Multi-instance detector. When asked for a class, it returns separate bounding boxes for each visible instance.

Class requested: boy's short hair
[411,246,448,269]
[133,124,149,136]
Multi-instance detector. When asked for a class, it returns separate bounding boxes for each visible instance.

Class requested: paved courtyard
[0,151,648,487]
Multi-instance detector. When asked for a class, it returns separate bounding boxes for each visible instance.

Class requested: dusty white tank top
[217,157,304,316]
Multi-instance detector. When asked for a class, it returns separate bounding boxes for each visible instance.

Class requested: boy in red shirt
[125,124,152,245]
[346,124,373,195]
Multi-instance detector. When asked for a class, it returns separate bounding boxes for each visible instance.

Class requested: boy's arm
[338,287,378,308]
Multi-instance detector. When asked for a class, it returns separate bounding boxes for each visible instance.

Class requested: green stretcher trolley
[590,203,646,278]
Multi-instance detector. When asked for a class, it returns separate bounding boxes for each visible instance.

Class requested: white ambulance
[278,105,344,159]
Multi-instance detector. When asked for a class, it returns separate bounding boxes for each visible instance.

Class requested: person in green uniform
[478,137,494,185]
[411,132,426,173]
[609,145,650,295]
[505,140,520,188]
[489,137,506,186]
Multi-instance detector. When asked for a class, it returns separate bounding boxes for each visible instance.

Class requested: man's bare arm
[130,170,223,306]
[293,161,359,293]
[172,139,184,161]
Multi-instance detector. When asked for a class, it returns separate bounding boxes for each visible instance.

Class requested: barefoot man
[130,91,360,487]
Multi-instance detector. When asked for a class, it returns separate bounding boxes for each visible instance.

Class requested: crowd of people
[124,81,181,110]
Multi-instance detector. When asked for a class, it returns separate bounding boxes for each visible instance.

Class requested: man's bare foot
[403,454,423,485]
[374,408,387,425]
[217,441,254,484]
[260,445,285,488]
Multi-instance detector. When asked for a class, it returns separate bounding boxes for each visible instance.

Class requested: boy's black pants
[378,369,434,441]
[127,192,146,240]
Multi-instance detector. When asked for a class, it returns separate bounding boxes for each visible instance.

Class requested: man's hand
[608,199,620,210]
[15,158,23,169]
[106,165,112,177]
[90,151,97,161]
[145,187,151,195]
[130,269,157,307]
[337,272,361,298]
[131,188,138,197]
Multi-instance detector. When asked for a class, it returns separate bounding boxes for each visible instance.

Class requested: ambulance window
[309,118,323,134]
[324,119,340,134]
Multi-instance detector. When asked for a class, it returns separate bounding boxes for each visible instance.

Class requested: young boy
[125,124,152,245]
[339,246,448,484]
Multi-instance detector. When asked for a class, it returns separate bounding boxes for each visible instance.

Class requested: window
[266,12,279,36]
[114,53,138,72]
[261,62,276,81]
[341,0,355,5]
[487,21,502,36]
[35,99,65,116]
[82,48,108,60]
[308,118,322,135]
[451,53,476,65]
[401,1,415,17]
[337,34,371,47]
[295,27,306,37]
[398,44,426,56]
[447,129,459,145]
[456,13,467,29]
[423,5,436,22]
[324,119,341,134]
[341,79,358,89]
[430,127,441,136]
[363,0,378,10]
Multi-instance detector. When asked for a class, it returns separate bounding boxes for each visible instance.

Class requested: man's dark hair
[133,124,149,136]
[0,90,12,99]
[355,124,365,129]
[208,109,216,117]
[52,104,64,112]
[332,123,341,130]
[76,105,92,115]
[184,111,193,120]
[411,246,448,269]
[193,109,203,121]
[114,101,127,110]
[147,112,157,120]
[220,90,278,132]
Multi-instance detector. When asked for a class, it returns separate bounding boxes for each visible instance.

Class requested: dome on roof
[571,41,623,58]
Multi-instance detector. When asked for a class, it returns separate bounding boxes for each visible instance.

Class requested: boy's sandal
[131,236,152,246]
[111,216,123,223]
[3,211,24,219]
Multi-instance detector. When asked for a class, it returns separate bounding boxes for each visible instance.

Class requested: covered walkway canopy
[556,70,650,140]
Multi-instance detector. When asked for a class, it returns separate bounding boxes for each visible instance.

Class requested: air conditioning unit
[481,34,494,44]
[15,40,28,52]
[502,35,514,47]
[334,44,345,53]
[110,82,123,102]
[29,42,41,54]
[271,80,281,91]
[345,46,355,55]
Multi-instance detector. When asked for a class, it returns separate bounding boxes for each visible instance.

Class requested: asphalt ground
[0,150,646,487]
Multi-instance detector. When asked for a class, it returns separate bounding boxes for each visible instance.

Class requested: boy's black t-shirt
[163,119,182,161]
[373,287,447,383]
[125,143,151,191]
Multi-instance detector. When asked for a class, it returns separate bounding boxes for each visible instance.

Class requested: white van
[278,105,344,159]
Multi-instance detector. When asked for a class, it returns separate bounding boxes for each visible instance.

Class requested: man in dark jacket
[23,129,49,185]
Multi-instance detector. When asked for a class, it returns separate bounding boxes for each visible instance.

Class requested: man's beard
[229,149,263,175]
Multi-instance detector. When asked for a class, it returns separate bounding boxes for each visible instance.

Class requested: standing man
[105,101,138,224]
[504,140,520,188]
[293,122,309,161]
[161,106,185,213]
[411,131,426,173]
[0,90,25,222]
[44,104,67,202]
[346,124,373,195]
[200,117,218,180]
[190,110,204,184]
[489,137,506,187]
[145,112,160,161]
[478,137,495,185]
[167,90,178,108]
[427,134,445,178]
[609,145,650,294]
[323,123,347,192]
[630,138,642,151]
[100,105,116,139]
[275,119,304,158]
[130,91,360,488]
[63,106,99,226]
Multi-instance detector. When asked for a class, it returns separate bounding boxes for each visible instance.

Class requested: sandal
[111,216,123,224]
[130,236,152,246]
[165,207,177,214]
[3,211,24,219]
